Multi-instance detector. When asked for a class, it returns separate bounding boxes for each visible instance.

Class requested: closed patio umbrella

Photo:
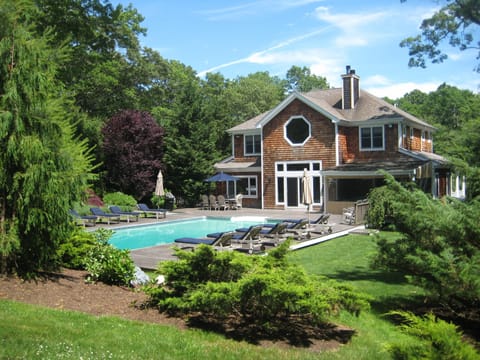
[155,170,165,196]
[302,169,313,225]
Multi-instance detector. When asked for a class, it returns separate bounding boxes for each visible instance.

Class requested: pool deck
[89,207,368,270]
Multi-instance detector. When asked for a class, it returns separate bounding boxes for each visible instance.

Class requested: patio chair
[174,231,234,247]
[342,206,355,225]
[137,203,167,219]
[231,194,243,210]
[90,207,121,225]
[216,195,229,210]
[69,209,97,227]
[200,194,209,210]
[209,195,218,210]
[109,205,140,223]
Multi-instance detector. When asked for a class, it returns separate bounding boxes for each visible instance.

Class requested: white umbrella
[302,169,313,226]
[155,170,165,196]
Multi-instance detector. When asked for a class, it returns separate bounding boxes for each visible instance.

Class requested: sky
[114,0,479,99]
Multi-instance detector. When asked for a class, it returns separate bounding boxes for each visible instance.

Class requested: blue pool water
[110,216,276,250]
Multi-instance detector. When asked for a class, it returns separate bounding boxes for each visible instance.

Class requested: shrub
[372,174,480,316]
[103,192,137,211]
[84,229,135,286]
[144,242,370,331]
[57,228,99,269]
[387,311,480,360]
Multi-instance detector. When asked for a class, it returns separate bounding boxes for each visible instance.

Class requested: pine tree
[0,0,94,274]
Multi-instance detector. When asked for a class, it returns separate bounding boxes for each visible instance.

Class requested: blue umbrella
[205,172,239,182]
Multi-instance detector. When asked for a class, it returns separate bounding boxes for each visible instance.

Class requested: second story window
[244,134,261,155]
[360,126,384,151]
[284,116,311,146]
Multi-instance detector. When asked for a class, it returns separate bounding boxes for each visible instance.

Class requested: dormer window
[284,116,311,146]
[360,126,384,151]
[244,134,261,155]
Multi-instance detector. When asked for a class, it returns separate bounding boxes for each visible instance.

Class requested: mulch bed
[0,268,353,353]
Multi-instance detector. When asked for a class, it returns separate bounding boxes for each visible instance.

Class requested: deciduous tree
[102,110,165,202]
[400,0,480,72]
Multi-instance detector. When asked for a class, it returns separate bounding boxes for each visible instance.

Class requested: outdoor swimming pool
[109,216,277,250]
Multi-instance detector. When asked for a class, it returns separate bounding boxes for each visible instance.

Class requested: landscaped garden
[1,230,478,359]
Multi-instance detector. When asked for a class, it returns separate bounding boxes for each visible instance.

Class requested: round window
[285,117,311,145]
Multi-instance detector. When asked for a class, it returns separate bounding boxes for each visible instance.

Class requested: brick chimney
[341,65,360,109]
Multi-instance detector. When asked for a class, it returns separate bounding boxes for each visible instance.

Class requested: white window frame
[284,116,311,147]
[244,134,261,155]
[359,126,385,151]
[235,175,258,198]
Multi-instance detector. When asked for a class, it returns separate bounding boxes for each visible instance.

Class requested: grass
[0,232,427,359]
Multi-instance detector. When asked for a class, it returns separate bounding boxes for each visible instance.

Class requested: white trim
[283,115,311,146]
[359,125,385,151]
[257,92,340,128]
[244,134,261,156]
[335,123,340,166]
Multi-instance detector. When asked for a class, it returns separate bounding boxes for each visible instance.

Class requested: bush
[387,311,480,360]
[57,228,99,269]
[84,229,135,286]
[371,174,480,315]
[144,242,370,331]
[103,192,137,210]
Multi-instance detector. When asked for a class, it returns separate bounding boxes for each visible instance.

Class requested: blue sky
[115,0,478,99]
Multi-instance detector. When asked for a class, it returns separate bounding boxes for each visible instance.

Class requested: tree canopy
[400,0,480,72]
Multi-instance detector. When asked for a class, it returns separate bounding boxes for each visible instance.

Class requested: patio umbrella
[205,172,240,197]
[205,172,239,182]
[155,170,165,196]
[302,169,313,225]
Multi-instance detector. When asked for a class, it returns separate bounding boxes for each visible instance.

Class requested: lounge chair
[230,225,265,254]
[69,209,97,227]
[90,207,121,225]
[109,205,140,223]
[310,213,330,225]
[137,203,167,219]
[174,232,234,247]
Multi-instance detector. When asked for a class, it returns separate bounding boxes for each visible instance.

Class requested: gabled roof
[228,88,435,133]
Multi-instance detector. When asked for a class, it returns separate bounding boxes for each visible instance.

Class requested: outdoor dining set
[200,194,243,211]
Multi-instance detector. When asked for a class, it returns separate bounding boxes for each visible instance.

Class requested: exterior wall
[262,99,336,209]
[233,134,260,162]
[401,126,433,153]
[339,125,399,164]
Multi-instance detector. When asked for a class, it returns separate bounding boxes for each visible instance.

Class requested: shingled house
[214,66,465,213]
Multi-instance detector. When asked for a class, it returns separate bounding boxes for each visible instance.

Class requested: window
[237,176,257,197]
[244,134,261,155]
[284,116,311,146]
[360,126,384,150]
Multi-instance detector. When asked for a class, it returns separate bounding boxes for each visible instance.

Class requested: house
[214,66,466,213]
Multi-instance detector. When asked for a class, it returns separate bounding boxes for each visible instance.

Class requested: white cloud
[365,81,440,99]
[313,6,387,47]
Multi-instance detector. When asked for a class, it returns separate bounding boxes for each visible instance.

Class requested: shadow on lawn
[323,268,407,284]
[186,314,356,349]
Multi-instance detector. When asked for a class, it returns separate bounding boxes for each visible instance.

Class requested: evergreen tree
[0,0,94,274]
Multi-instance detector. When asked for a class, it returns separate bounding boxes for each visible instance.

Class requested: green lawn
[0,233,425,359]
